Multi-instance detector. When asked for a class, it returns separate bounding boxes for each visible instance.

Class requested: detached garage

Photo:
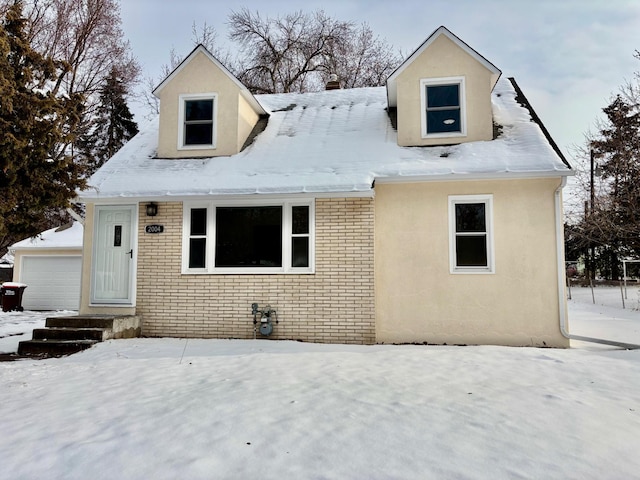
[10,222,83,311]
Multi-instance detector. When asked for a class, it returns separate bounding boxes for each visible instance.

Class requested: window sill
[182,268,315,275]
[178,144,216,151]
[450,268,494,275]
[422,131,466,139]
[89,302,136,307]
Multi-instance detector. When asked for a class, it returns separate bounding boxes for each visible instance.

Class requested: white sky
[119,0,640,163]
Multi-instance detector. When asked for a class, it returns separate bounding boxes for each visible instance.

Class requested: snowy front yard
[1,289,639,479]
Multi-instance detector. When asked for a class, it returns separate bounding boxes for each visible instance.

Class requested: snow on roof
[80,77,571,201]
[10,222,83,251]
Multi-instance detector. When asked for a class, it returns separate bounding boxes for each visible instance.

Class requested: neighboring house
[76,26,572,347]
[10,222,84,310]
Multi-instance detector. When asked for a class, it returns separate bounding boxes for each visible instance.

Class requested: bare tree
[12,0,140,108]
[228,9,401,94]
[324,22,402,89]
[141,10,402,116]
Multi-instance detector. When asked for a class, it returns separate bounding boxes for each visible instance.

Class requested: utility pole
[589,149,595,281]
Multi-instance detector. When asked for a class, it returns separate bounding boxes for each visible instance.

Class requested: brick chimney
[325,74,340,90]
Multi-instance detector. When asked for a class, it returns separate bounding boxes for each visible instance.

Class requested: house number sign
[145,225,164,234]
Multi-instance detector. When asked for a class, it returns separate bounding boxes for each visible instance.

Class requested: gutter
[75,190,376,204]
[555,178,640,350]
[375,169,573,185]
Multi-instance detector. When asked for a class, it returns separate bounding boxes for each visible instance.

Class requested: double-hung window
[183,200,314,274]
[449,195,494,273]
[421,77,466,138]
[178,93,217,149]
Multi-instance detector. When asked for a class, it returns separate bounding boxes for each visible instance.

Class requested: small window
[185,99,213,145]
[421,77,466,138]
[178,93,217,149]
[291,205,310,268]
[188,208,207,269]
[449,195,494,273]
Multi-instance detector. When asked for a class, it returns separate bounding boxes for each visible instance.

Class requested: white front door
[92,206,136,304]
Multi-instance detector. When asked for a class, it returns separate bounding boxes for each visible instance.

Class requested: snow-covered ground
[567,284,640,348]
[0,309,75,354]
[0,290,639,479]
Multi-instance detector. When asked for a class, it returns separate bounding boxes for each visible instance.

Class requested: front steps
[18,315,141,358]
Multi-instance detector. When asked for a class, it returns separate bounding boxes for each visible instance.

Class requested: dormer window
[178,93,218,149]
[421,77,466,138]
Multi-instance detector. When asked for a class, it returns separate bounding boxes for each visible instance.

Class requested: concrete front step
[45,315,141,339]
[17,339,98,357]
[18,315,141,358]
[32,327,106,341]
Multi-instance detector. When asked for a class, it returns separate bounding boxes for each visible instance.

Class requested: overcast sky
[119,0,639,163]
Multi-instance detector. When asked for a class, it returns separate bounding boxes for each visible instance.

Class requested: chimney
[325,74,340,90]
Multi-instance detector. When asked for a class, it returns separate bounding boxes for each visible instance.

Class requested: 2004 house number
[145,225,164,234]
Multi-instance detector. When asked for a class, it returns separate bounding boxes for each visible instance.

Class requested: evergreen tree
[0,1,85,253]
[79,67,138,175]
[568,94,640,278]
[594,95,640,276]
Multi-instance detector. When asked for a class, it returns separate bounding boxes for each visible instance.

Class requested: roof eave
[375,170,574,185]
[75,190,376,204]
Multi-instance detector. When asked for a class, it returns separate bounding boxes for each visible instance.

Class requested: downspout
[67,207,84,225]
[555,178,640,349]
[555,177,570,341]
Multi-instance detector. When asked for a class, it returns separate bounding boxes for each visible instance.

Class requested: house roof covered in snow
[79,76,571,202]
[10,222,83,251]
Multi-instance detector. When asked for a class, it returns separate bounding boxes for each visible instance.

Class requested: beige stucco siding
[237,94,259,151]
[135,198,376,344]
[375,178,568,347]
[156,51,253,158]
[396,34,494,146]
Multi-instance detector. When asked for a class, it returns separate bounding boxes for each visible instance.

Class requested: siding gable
[153,45,266,158]
[387,26,501,147]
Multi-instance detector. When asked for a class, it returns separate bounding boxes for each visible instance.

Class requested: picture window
[183,201,314,274]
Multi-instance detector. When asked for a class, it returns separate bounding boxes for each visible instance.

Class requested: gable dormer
[152,45,267,159]
[387,26,501,147]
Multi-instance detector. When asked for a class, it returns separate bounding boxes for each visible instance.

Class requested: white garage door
[20,256,82,310]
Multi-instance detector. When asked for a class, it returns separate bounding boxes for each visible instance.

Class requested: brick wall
[136,198,375,344]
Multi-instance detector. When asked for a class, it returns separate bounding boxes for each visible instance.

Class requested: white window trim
[448,194,494,274]
[421,76,466,139]
[182,199,315,274]
[177,93,218,150]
